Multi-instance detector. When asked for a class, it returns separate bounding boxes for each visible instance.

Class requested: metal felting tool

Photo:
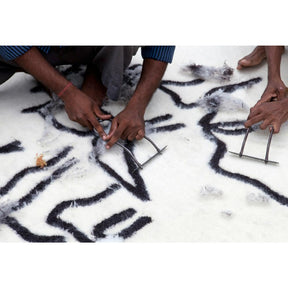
[229,127,279,165]
[116,135,167,171]
[93,118,167,170]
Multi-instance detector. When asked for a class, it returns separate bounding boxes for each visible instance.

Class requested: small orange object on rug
[36,154,47,168]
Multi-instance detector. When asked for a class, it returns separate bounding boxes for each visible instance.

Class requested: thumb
[93,105,111,120]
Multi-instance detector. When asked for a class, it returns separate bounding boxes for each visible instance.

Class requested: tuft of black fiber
[185,63,234,82]
[118,216,152,239]
[93,208,137,238]
[0,140,23,154]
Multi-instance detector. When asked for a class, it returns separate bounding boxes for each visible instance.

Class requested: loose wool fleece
[1,46,288,242]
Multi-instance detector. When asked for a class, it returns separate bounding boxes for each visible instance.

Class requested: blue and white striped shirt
[0,46,175,63]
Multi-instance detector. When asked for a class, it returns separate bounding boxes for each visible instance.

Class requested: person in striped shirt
[0,46,175,148]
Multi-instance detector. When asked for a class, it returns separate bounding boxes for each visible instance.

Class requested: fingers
[273,122,281,133]
[104,122,145,148]
[260,119,271,130]
[105,122,125,149]
[126,129,145,141]
[255,92,277,108]
[88,114,106,138]
[93,105,111,120]
[245,114,263,128]
[260,121,281,134]
[77,118,93,130]
[135,129,145,141]
[79,106,110,138]
[104,118,118,141]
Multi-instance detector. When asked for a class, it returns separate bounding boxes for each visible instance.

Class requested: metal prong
[265,127,274,164]
[141,146,167,167]
[239,127,251,157]
[115,142,143,169]
[143,135,162,153]
[229,151,279,165]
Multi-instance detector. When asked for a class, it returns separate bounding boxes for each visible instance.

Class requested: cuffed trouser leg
[91,46,140,100]
[41,46,140,100]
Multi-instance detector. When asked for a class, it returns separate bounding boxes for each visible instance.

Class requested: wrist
[126,98,146,117]
[57,82,76,100]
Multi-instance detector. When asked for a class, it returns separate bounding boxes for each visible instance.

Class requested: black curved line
[0,146,73,197]
[22,99,94,137]
[95,139,150,201]
[150,123,186,133]
[4,216,65,242]
[96,157,150,201]
[161,79,205,86]
[199,112,288,206]
[124,141,150,200]
[210,127,247,136]
[0,140,23,153]
[145,114,173,125]
[22,101,51,113]
[209,120,245,129]
[118,216,152,239]
[158,85,199,109]
[204,77,262,97]
[93,208,137,239]
[45,114,94,137]
[46,184,120,242]
[13,158,77,211]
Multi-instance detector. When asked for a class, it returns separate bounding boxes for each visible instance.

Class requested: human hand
[245,98,288,133]
[103,107,145,149]
[61,86,111,138]
[254,79,287,108]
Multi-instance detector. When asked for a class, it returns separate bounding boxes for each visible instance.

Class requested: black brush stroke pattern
[0,140,23,153]
[4,216,65,242]
[199,111,288,206]
[0,146,73,197]
[93,208,137,239]
[118,216,152,239]
[47,184,120,242]
[13,158,78,211]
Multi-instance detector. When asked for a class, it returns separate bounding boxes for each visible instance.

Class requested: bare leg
[81,64,107,107]
[237,46,267,70]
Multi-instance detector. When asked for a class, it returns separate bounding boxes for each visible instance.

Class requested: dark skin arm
[245,46,288,132]
[254,46,286,106]
[15,47,110,138]
[104,58,168,149]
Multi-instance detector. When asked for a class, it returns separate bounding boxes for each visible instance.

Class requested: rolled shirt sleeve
[141,46,175,63]
[0,46,51,61]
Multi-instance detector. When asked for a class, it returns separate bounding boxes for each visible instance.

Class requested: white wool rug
[1,46,288,242]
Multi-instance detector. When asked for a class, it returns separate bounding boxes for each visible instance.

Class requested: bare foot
[237,46,266,70]
[81,65,107,107]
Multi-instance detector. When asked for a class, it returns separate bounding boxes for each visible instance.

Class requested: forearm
[265,46,283,81]
[14,47,70,98]
[127,58,167,115]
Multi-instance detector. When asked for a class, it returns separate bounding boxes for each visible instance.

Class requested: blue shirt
[0,46,175,63]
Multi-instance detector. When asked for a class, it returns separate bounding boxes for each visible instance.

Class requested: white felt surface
[1,46,288,242]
